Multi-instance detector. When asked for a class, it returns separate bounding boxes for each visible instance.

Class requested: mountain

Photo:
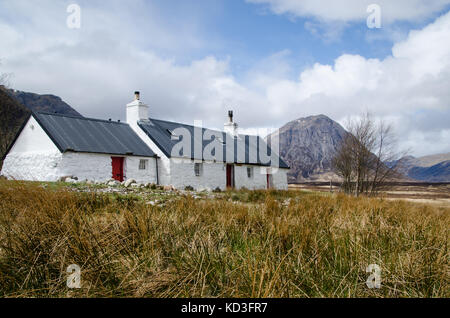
[397,153,450,182]
[267,114,348,183]
[7,89,82,117]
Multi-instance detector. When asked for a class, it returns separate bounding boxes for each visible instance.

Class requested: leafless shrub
[333,113,407,196]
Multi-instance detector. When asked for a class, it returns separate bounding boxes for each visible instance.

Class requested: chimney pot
[134,91,140,100]
[228,110,233,122]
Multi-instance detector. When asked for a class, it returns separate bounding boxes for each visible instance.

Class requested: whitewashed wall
[169,159,226,191]
[271,168,289,190]
[235,165,266,190]
[125,156,158,184]
[129,122,171,185]
[168,159,289,191]
[1,117,63,181]
[59,152,111,182]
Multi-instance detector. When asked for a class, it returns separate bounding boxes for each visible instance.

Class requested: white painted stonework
[2,117,62,181]
[127,121,171,185]
[167,158,288,191]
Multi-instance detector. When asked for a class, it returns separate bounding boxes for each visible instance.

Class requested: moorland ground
[290,182,450,208]
[0,180,448,297]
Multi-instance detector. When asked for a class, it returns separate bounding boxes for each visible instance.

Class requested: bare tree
[0,60,11,88]
[0,64,28,170]
[333,112,405,196]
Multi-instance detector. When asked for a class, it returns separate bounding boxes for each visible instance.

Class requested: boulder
[124,179,136,188]
[108,180,120,187]
[65,177,77,183]
[130,183,140,188]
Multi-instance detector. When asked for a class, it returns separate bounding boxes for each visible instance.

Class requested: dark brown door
[266,173,272,189]
[112,157,124,182]
[226,164,234,188]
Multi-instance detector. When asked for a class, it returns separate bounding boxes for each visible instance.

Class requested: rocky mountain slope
[267,114,348,183]
[7,89,82,117]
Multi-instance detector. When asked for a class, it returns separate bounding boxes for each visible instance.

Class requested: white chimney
[224,110,238,136]
[126,91,149,124]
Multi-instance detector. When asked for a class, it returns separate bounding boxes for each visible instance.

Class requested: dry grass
[0,180,448,298]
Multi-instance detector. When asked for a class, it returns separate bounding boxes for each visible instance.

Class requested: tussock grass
[0,180,448,298]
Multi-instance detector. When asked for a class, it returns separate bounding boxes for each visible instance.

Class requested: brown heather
[0,180,448,297]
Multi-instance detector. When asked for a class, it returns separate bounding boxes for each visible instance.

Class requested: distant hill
[267,114,348,183]
[407,161,450,182]
[397,153,450,182]
[7,89,82,117]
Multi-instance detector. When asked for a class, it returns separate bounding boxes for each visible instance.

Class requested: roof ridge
[146,117,263,139]
[35,111,127,125]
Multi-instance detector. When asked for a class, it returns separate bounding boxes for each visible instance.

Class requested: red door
[266,173,272,189]
[226,164,234,188]
[111,157,124,182]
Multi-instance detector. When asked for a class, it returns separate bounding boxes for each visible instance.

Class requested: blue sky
[1,0,450,156]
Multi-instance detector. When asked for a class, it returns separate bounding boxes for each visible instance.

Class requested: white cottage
[1,92,289,190]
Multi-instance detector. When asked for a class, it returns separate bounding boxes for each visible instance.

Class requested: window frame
[139,159,148,170]
[194,162,203,177]
[247,166,253,179]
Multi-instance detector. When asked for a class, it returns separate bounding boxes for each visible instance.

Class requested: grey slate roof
[138,118,289,168]
[33,112,156,157]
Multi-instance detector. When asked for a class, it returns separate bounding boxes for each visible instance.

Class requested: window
[139,159,148,170]
[194,163,203,176]
[247,167,253,178]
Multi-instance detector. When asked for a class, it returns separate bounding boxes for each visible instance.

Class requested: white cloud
[247,0,450,24]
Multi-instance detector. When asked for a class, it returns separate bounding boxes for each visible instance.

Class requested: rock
[146,200,156,206]
[108,180,120,187]
[0,175,7,180]
[124,179,136,188]
[163,185,174,191]
[130,183,141,188]
[65,177,77,183]
[86,180,93,185]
